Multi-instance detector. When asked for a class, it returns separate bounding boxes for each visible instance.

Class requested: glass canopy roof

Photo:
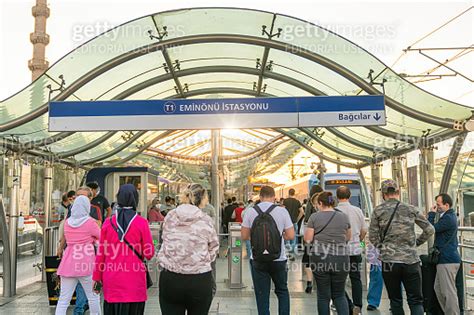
[0,7,472,184]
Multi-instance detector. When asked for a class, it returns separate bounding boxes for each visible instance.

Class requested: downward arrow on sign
[373,113,382,121]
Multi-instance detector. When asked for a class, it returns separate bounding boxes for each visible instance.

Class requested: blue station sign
[49,95,386,131]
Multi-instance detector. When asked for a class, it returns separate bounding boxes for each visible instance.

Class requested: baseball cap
[381,179,399,194]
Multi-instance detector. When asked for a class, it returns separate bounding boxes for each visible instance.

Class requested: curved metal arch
[209,34,461,129]
[174,88,273,99]
[357,129,463,168]
[142,152,207,166]
[113,35,468,128]
[274,128,360,168]
[365,126,418,144]
[113,65,323,99]
[80,131,148,165]
[0,131,75,152]
[99,130,176,167]
[19,132,75,151]
[145,137,289,165]
[55,132,117,158]
[2,33,462,132]
[299,128,372,162]
[325,127,391,154]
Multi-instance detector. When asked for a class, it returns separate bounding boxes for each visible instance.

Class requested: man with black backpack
[241,186,294,315]
[369,179,434,315]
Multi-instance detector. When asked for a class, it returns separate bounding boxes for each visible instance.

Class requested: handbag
[111,219,153,289]
[427,247,441,265]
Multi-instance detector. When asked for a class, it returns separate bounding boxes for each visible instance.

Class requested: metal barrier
[0,196,13,297]
[44,226,59,257]
[458,226,474,312]
[149,222,163,288]
[226,223,245,289]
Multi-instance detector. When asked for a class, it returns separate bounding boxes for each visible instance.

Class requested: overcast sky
[0,0,472,104]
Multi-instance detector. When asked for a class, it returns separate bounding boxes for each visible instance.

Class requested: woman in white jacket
[157,183,219,315]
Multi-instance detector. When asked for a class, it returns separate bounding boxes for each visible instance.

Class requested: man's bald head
[336,186,351,201]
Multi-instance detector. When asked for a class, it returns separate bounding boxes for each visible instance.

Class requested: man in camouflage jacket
[369,179,434,315]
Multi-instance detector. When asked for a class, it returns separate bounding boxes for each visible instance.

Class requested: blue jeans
[284,223,298,254]
[367,264,383,307]
[74,282,88,315]
[250,260,290,315]
[245,240,252,259]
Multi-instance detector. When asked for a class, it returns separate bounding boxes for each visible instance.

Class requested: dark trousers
[310,254,350,315]
[382,262,424,315]
[349,255,363,308]
[250,260,290,315]
[159,269,213,315]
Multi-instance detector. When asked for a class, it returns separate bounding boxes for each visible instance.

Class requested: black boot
[305,281,312,294]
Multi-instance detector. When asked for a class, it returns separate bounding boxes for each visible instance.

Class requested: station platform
[0,257,409,314]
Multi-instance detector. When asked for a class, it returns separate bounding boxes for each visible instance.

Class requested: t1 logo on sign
[164,101,176,114]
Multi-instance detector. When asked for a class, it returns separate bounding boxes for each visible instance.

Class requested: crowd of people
[54,182,218,315]
[53,178,462,315]
[242,180,462,315]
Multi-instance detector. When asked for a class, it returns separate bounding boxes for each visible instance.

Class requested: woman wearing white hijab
[56,195,101,315]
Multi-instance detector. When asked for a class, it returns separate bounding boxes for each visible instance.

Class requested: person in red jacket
[231,202,245,223]
[148,198,164,222]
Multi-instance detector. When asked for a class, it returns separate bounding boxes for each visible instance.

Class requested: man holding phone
[428,194,461,315]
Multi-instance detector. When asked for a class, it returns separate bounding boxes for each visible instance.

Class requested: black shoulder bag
[428,222,457,265]
[307,211,338,256]
[111,219,153,289]
[380,201,400,244]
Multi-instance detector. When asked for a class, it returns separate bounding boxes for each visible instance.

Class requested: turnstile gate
[226,222,245,289]
[148,222,162,288]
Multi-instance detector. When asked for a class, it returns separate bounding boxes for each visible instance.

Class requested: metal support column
[0,196,12,297]
[420,147,435,213]
[42,162,53,281]
[420,147,435,251]
[391,156,404,194]
[8,155,20,295]
[371,163,382,207]
[44,162,53,229]
[211,130,221,232]
[318,158,326,189]
[73,167,79,190]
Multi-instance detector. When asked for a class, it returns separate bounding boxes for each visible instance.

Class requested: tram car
[275,172,372,216]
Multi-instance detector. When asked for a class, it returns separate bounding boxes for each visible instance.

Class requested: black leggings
[159,269,213,315]
[103,301,145,315]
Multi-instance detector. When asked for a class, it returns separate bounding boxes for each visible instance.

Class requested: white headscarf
[67,195,90,228]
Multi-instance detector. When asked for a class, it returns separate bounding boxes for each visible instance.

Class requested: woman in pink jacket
[93,184,154,315]
[55,195,101,315]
